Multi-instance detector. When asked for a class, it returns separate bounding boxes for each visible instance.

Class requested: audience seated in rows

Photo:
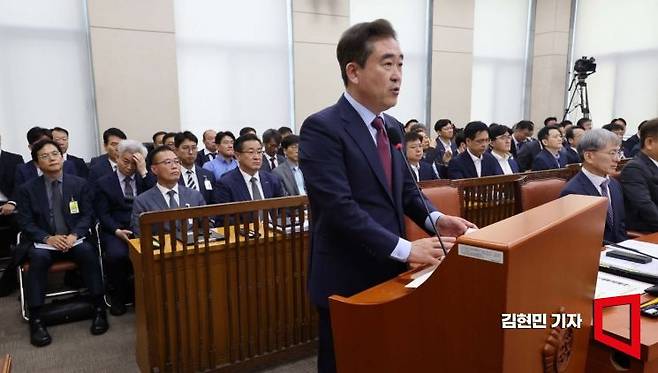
[89,127,127,185]
[260,129,286,172]
[447,121,503,179]
[560,129,627,243]
[429,119,457,168]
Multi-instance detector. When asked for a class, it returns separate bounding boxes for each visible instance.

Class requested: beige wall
[87,0,181,149]
[430,0,475,129]
[529,0,573,128]
[292,0,349,131]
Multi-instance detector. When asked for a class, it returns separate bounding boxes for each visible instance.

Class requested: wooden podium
[329,195,608,373]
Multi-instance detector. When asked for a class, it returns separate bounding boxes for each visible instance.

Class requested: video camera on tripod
[563,56,597,120]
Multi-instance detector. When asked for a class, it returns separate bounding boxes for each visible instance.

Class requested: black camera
[574,56,596,75]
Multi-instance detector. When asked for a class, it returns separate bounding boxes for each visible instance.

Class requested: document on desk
[34,237,85,251]
[600,240,658,276]
[594,271,653,299]
[405,264,438,289]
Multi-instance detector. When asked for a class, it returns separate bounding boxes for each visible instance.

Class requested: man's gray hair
[576,128,621,157]
[118,139,147,157]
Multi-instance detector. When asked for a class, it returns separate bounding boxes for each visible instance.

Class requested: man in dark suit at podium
[299,19,475,373]
[560,129,627,243]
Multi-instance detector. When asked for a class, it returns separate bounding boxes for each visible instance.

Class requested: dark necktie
[124,176,134,199]
[270,157,276,170]
[250,177,263,200]
[186,170,197,190]
[209,153,216,161]
[371,116,392,190]
[600,179,614,225]
[51,180,68,234]
[167,190,178,209]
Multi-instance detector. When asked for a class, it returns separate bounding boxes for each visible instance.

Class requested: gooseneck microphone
[386,126,448,256]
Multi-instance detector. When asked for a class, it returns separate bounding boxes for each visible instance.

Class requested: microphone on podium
[386,126,448,256]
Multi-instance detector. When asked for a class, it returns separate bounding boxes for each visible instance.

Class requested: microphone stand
[388,125,448,256]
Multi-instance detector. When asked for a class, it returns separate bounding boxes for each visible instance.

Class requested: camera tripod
[562,73,592,121]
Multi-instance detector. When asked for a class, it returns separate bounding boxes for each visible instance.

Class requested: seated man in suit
[532,125,567,171]
[239,126,257,137]
[577,117,593,131]
[447,121,503,179]
[560,129,627,243]
[52,126,89,178]
[561,125,585,165]
[195,129,218,168]
[89,127,127,183]
[623,120,646,158]
[260,129,286,172]
[404,132,439,181]
[95,139,153,315]
[272,134,307,195]
[0,134,25,296]
[276,127,293,156]
[215,134,284,204]
[510,120,534,160]
[14,127,55,189]
[203,131,238,180]
[162,132,177,150]
[428,119,457,167]
[16,140,107,347]
[620,118,658,232]
[488,124,519,175]
[152,131,166,148]
[175,131,216,204]
[131,146,205,236]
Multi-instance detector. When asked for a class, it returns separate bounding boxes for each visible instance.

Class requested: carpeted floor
[0,293,316,372]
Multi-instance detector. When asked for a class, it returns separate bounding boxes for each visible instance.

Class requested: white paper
[34,237,85,251]
[616,239,658,256]
[594,271,653,299]
[601,245,658,276]
[405,270,435,289]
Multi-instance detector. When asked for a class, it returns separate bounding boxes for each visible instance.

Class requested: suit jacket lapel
[463,153,478,178]
[281,162,298,195]
[34,177,50,228]
[339,97,394,204]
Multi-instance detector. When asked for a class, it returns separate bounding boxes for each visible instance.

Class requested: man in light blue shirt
[203,131,238,180]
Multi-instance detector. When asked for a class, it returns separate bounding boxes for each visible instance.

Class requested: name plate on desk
[458,244,504,264]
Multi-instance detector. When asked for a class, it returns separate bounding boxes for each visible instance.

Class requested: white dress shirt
[467,149,483,177]
[581,167,611,201]
[156,183,180,207]
[239,168,265,200]
[491,151,514,175]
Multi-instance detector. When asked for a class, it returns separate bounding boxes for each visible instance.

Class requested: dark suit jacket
[0,150,24,201]
[532,149,567,171]
[89,153,107,168]
[272,160,303,196]
[416,161,438,181]
[516,140,541,172]
[95,171,150,234]
[14,161,78,196]
[130,185,206,236]
[623,135,639,158]
[195,150,216,169]
[427,139,457,166]
[66,154,89,178]
[88,154,114,184]
[16,174,94,244]
[215,168,284,203]
[447,150,503,179]
[178,166,217,204]
[510,138,535,159]
[560,147,581,165]
[299,95,438,308]
[620,152,658,232]
[560,171,627,243]
[260,154,286,173]
[486,150,520,174]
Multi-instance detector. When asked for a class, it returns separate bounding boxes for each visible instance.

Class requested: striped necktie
[186,169,197,190]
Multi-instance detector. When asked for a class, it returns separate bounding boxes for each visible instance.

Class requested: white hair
[117,139,147,157]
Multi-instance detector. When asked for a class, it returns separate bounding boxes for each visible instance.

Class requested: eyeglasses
[153,158,181,166]
[38,150,61,160]
[238,150,264,156]
[495,134,512,141]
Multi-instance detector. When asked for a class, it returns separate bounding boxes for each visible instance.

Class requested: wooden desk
[585,233,658,373]
[130,220,317,372]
